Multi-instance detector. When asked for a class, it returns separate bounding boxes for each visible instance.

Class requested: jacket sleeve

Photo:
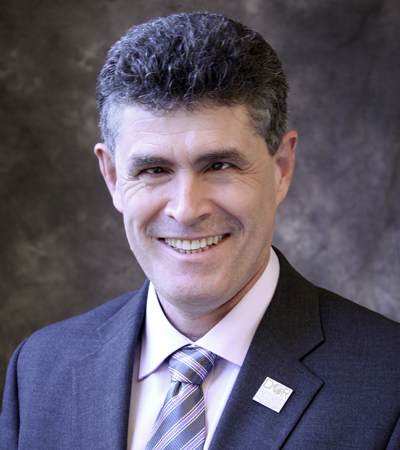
[0,340,27,450]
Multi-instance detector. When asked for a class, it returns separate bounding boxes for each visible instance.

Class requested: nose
[164,173,214,226]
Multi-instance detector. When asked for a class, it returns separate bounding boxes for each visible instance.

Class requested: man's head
[95,12,297,335]
[96,11,289,158]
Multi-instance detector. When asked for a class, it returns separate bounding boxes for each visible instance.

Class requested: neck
[157,255,270,341]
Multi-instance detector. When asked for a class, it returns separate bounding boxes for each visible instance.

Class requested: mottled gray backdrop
[1,0,399,401]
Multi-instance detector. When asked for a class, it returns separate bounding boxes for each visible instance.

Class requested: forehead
[116,104,264,158]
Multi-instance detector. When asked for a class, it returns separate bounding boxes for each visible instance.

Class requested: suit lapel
[210,250,325,449]
[72,282,148,449]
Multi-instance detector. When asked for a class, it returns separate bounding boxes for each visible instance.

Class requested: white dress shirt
[127,248,280,450]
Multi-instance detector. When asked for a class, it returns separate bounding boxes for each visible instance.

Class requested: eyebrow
[194,149,250,166]
[127,155,172,170]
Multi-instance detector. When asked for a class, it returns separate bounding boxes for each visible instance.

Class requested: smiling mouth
[164,234,226,254]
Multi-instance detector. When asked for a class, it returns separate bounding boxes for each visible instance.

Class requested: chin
[156,278,231,308]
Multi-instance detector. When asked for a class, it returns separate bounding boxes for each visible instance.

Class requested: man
[1,11,399,450]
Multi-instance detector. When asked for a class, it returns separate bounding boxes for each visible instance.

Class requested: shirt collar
[139,248,280,380]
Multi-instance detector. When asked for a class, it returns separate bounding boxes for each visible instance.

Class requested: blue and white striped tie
[145,345,216,450]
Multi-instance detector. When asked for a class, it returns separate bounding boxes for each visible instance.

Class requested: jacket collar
[263,247,324,359]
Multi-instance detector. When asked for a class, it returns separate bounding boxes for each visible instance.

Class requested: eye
[143,167,165,174]
[210,162,231,171]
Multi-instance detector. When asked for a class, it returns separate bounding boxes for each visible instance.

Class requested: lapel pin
[253,376,293,413]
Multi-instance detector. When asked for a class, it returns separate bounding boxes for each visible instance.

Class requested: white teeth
[191,239,200,250]
[164,235,224,253]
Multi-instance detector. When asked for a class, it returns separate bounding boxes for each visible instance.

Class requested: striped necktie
[145,345,216,450]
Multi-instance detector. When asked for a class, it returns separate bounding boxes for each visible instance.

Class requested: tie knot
[168,345,216,385]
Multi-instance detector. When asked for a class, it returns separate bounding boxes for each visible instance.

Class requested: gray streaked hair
[96,12,289,157]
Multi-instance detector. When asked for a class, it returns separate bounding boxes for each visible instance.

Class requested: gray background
[1,0,399,401]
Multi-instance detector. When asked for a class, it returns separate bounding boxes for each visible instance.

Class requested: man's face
[96,105,296,315]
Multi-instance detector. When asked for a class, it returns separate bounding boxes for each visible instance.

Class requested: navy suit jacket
[1,249,400,449]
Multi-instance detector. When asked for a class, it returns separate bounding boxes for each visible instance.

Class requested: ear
[94,143,123,212]
[274,130,297,205]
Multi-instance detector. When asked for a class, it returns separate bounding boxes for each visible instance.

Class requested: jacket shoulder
[317,286,400,349]
[17,282,148,367]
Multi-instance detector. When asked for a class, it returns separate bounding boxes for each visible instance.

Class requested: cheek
[216,181,276,231]
[121,188,165,237]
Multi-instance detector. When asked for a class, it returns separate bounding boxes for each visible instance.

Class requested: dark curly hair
[96,12,289,156]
